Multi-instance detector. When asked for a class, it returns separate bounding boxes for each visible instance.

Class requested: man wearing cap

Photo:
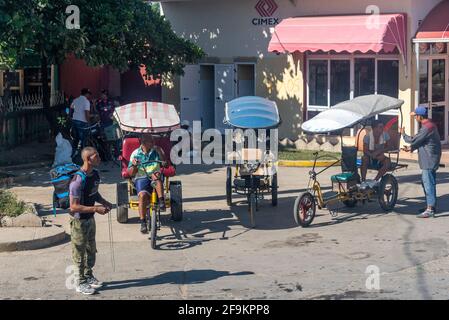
[401,106,442,218]
[71,88,92,152]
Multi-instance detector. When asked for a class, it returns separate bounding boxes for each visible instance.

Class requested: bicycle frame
[307,152,351,209]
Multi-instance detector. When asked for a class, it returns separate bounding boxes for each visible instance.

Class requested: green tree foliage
[0,0,204,129]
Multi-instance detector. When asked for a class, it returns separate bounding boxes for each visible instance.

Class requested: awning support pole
[414,42,420,135]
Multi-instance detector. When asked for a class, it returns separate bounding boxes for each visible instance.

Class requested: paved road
[1,162,449,299]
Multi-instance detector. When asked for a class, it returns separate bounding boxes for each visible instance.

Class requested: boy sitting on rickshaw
[360,120,391,188]
[127,133,167,234]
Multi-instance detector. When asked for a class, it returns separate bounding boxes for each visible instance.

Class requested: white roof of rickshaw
[113,101,180,133]
[225,96,280,129]
[301,95,404,134]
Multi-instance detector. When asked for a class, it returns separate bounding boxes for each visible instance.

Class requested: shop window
[354,58,375,97]
[307,110,320,120]
[24,67,51,95]
[309,60,328,106]
[330,60,350,106]
[2,71,21,96]
[307,56,399,111]
[419,61,429,104]
[377,60,399,98]
[432,59,445,102]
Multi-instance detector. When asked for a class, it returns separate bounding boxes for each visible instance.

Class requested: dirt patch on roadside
[264,233,322,248]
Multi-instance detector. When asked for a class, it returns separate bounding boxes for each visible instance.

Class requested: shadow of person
[101,269,254,291]
[395,193,449,216]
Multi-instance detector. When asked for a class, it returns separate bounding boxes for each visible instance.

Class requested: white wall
[161,0,436,58]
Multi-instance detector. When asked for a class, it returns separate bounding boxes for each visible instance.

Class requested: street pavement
[1,162,449,300]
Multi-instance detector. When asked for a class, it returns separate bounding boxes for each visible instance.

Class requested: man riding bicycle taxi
[127,133,167,234]
[360,119,391,189]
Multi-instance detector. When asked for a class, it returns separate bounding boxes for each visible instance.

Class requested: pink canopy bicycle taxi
[114,102,183,249]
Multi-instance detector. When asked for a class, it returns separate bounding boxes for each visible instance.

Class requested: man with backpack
[69,146,112,295]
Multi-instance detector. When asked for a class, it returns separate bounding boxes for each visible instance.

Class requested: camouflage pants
[70,217,97,284]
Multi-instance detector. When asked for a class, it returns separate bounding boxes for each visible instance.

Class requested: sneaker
[159,201,166,212]
[359,181,369,189]
[140,220,148,234]
[417,209,435,218]
[76,283,96,295]
[418,207,437,214]
[368,180,380,188]
[86,276,103,289]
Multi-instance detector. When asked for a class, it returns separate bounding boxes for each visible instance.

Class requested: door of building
[180,64,201,125]
[419,56,448,142]
[214,64,235,133]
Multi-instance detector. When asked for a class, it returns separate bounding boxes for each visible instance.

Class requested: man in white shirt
[71,88,92,151]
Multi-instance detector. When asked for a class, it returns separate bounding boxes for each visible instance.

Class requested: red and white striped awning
[415,0,449,42]
[268,14,407,63]
[114,101,180,133]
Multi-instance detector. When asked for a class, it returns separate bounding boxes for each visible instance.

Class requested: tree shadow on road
[100,269,254,291]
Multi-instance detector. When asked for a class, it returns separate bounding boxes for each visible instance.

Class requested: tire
[117,205,128,224]
[271,173,278,206]
[226,166,232,206]
[150,207,158,249]
[116,182,129,223]
[378,174,398,211]
[343,199,357,208]
[170,181,183,222]
[249,193,256,228]
[293,192,316,227]
[343,175,360,208]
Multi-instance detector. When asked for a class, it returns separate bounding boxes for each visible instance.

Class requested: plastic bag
[53,133,73,167]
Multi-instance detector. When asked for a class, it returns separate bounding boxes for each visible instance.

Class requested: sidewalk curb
[278,160,340,167]
[0,226,68,252]
[0,174,32,187]
[0,161,52,171]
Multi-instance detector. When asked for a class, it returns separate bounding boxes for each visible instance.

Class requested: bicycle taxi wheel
[150,207,158,249]
[293,192,316,227]
[377,174,398,211]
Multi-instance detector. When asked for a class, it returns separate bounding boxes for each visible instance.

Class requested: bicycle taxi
[293,94,407,227]
[114,101,183,249]
[224,96,279,228]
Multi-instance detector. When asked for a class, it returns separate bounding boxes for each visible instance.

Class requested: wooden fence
[0,104,67,150]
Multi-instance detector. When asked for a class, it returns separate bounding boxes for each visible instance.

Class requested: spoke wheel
[249,193,256,228]
[150,207,158,249]
[226,167,232,206]
[271,173,278,206]
[293,192,316,227]
[378,174,398,211]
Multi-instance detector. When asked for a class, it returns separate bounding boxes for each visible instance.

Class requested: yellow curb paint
[278,160,341,167]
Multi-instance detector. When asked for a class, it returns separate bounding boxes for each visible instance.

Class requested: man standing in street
[401,106,442,218]
[69,146,112,295]
[71,88,92,152]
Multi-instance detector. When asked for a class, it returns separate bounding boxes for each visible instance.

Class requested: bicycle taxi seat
[120,136,176,179]
[114,101,183,225]
[330,146,359,184]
